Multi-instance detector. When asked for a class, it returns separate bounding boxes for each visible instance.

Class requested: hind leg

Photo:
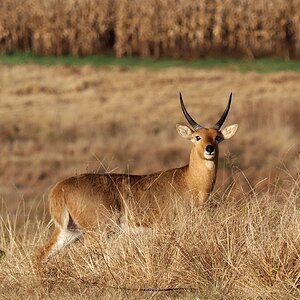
[37,208,82,264]
[36,227,61,264]
[37,226,82,264]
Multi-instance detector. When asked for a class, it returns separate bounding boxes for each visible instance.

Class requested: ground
[0,64,298,212]
[0,63,299,299]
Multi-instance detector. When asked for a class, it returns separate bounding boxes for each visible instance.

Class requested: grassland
[3,54,300,73]
[0,61,299,299]
[1,178,300,299]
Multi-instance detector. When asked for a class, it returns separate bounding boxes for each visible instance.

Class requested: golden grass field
[1,0,300,59]
[0,64,299,299]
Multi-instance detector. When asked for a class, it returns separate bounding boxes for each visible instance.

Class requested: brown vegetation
[0,64,299,298]
[0,64,299,211]
[1,0,300,59]
[0,177,299,299]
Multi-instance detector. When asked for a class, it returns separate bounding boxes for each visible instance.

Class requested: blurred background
[0,0,299,217]
[1,0,300,59]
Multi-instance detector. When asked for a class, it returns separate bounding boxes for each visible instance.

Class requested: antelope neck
[186,147,218,194]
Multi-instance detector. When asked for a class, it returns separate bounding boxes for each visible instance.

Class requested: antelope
[37,93,238,263]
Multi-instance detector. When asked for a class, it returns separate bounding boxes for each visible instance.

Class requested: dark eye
[216,136,223,143]
[195,136,201,141]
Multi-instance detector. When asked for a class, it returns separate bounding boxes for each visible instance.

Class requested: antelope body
[37,93,238,263]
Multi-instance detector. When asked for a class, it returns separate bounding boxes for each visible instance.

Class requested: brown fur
[37,123,237,263]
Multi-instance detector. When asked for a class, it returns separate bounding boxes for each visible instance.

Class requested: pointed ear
[176,124,193,140]
[221,124,238,140]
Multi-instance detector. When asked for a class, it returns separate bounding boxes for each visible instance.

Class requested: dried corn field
[1,0,300,59]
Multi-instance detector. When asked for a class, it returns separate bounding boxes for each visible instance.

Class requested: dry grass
[0,64,299,298]
[1,0,300,59]
[0,64,299,210]
[0,176,299,299]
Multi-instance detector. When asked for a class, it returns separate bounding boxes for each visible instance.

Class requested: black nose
[205,145,215,154]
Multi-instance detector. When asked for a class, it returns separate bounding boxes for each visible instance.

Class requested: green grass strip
[1,52,300,73]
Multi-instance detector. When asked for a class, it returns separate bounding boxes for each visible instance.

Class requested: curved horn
[179,93,202,131]
[213,93,232,130]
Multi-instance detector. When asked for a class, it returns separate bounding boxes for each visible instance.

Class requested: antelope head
[176,93,238,162]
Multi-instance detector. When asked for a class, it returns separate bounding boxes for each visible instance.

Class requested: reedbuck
[37,93,238,263]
